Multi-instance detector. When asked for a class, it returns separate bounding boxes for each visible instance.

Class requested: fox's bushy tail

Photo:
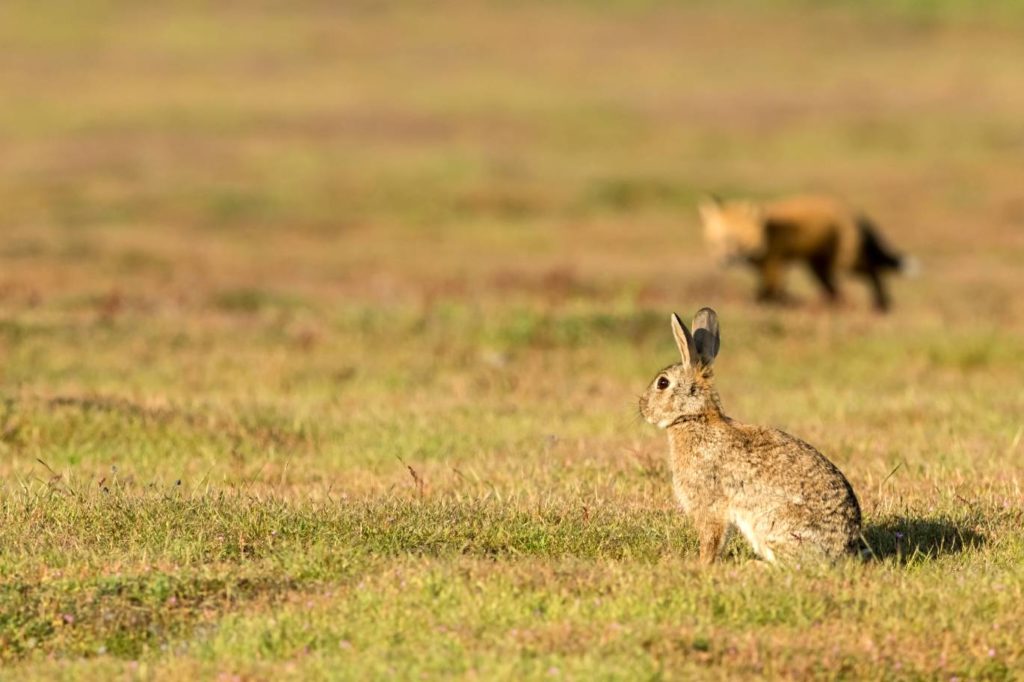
[857,216,919,276]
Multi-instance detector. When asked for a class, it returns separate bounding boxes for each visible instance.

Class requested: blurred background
[0,1,1022,488]
[2,1,1021,313]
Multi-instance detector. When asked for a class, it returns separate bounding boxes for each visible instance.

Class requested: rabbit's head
[639,308,721,429]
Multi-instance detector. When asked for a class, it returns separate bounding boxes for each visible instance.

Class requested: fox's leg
[807,255,841,305]
[755,257,787,303]
[865,268,891,312]
[696,518,729,565]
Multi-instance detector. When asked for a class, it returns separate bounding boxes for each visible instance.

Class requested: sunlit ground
[0,1,1022,678]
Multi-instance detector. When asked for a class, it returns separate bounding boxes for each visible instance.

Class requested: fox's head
[698,197,766,265]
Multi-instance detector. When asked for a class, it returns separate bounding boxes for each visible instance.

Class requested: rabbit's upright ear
[671,313,697,366]
[691,307,721,366]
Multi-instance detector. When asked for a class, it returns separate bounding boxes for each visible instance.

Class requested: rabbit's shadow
[861,517,985,563]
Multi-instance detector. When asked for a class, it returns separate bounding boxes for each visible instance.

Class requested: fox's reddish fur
[699,195,909,311]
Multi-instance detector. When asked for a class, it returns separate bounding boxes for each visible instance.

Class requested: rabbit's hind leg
[730,510,778,564]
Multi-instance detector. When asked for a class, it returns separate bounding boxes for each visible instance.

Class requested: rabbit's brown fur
[639,308,861,564]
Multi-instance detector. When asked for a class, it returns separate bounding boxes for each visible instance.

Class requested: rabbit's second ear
[691,307,721,366]
[671,313,697,366]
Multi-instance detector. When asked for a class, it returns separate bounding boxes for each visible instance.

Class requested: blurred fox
[698,194,915,311]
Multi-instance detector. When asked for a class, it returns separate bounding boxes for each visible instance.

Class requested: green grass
[0,486,1018,678]
[2,0,1024,679]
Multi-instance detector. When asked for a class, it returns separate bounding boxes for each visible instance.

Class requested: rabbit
[638,308,862,564]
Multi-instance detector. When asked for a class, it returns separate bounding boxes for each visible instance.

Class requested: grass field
[1,1,1023,679]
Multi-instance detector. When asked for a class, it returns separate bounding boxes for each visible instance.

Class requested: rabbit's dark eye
[656,377,670,390]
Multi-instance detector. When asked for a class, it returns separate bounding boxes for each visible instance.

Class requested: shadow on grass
[861,517,985,563]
